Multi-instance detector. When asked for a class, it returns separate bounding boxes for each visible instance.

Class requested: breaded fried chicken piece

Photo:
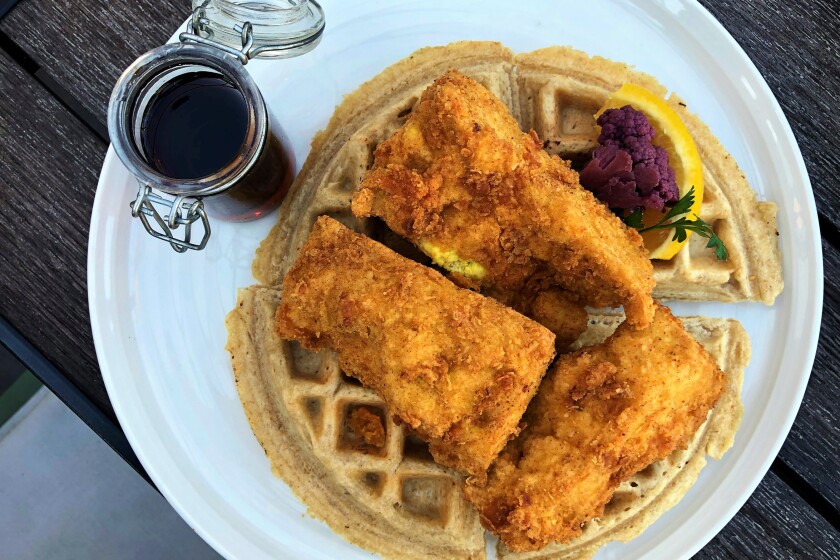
[352,70,655,328]
[463,304,725,551]
[276,216,556,478]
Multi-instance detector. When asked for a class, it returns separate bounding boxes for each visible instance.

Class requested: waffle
[232,42,755,558]
[226,289,747,560]
[254,44,782,304]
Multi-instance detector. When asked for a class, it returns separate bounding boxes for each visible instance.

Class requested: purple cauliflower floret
[598,105,655,145]
[579,105,679,212]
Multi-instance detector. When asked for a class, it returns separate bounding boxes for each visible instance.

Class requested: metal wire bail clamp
[181,6,256,64]
[130,185,211,253]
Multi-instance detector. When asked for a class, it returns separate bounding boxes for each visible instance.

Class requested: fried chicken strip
[352,70,655,328]
[463,304,725,551]
[276,216,556,478]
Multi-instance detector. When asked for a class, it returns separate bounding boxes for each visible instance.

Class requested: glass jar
[107,0,324,252]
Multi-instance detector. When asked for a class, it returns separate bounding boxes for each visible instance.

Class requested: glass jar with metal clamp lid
[108,0,324,252]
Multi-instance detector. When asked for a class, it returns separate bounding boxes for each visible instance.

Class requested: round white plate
[88,1,822,558]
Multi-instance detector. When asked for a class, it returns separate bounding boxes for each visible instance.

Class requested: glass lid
[189,0,325,58]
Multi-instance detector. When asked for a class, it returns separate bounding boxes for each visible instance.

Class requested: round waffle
[228,42,757,559]
[227,288,747,560]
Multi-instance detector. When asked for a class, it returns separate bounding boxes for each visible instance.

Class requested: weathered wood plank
[775,239,840,511]
[699,0,840,227]
[0,49,112,418]
[695,470,840,559]
[0,0,189,127]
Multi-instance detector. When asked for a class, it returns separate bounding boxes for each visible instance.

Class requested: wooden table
[1,0,838,556]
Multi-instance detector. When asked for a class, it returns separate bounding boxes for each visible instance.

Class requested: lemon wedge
[596,83,704,260]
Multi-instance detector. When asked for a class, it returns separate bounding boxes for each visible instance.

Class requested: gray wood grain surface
[0,0,189,129]
[0,0,838,557]
[777,239,840,511]
[0,49,112,418]
[699,0,840,229]
[696,470,840,559]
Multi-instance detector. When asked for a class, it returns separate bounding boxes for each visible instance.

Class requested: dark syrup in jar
[216,113,294,222]
[140,70,294,221]
[141,71,246,179]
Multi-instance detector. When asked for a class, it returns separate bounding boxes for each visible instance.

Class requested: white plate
[88,1,823,558]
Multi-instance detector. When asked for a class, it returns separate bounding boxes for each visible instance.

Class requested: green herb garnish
[622,187,729,261]
[623,209,644,229]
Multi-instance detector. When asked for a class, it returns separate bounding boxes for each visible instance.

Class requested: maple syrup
[138,70,293,221]
[141,71,247,180]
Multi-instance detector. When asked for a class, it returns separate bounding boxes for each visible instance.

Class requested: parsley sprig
[622,187,729,261]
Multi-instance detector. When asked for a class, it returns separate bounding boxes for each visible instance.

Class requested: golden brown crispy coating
[347,407,387,448]
[463,304,725,551]
[352,70,655,328]
[487,287,588,350]
[529,290,590,349]
[276,216,556,478]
